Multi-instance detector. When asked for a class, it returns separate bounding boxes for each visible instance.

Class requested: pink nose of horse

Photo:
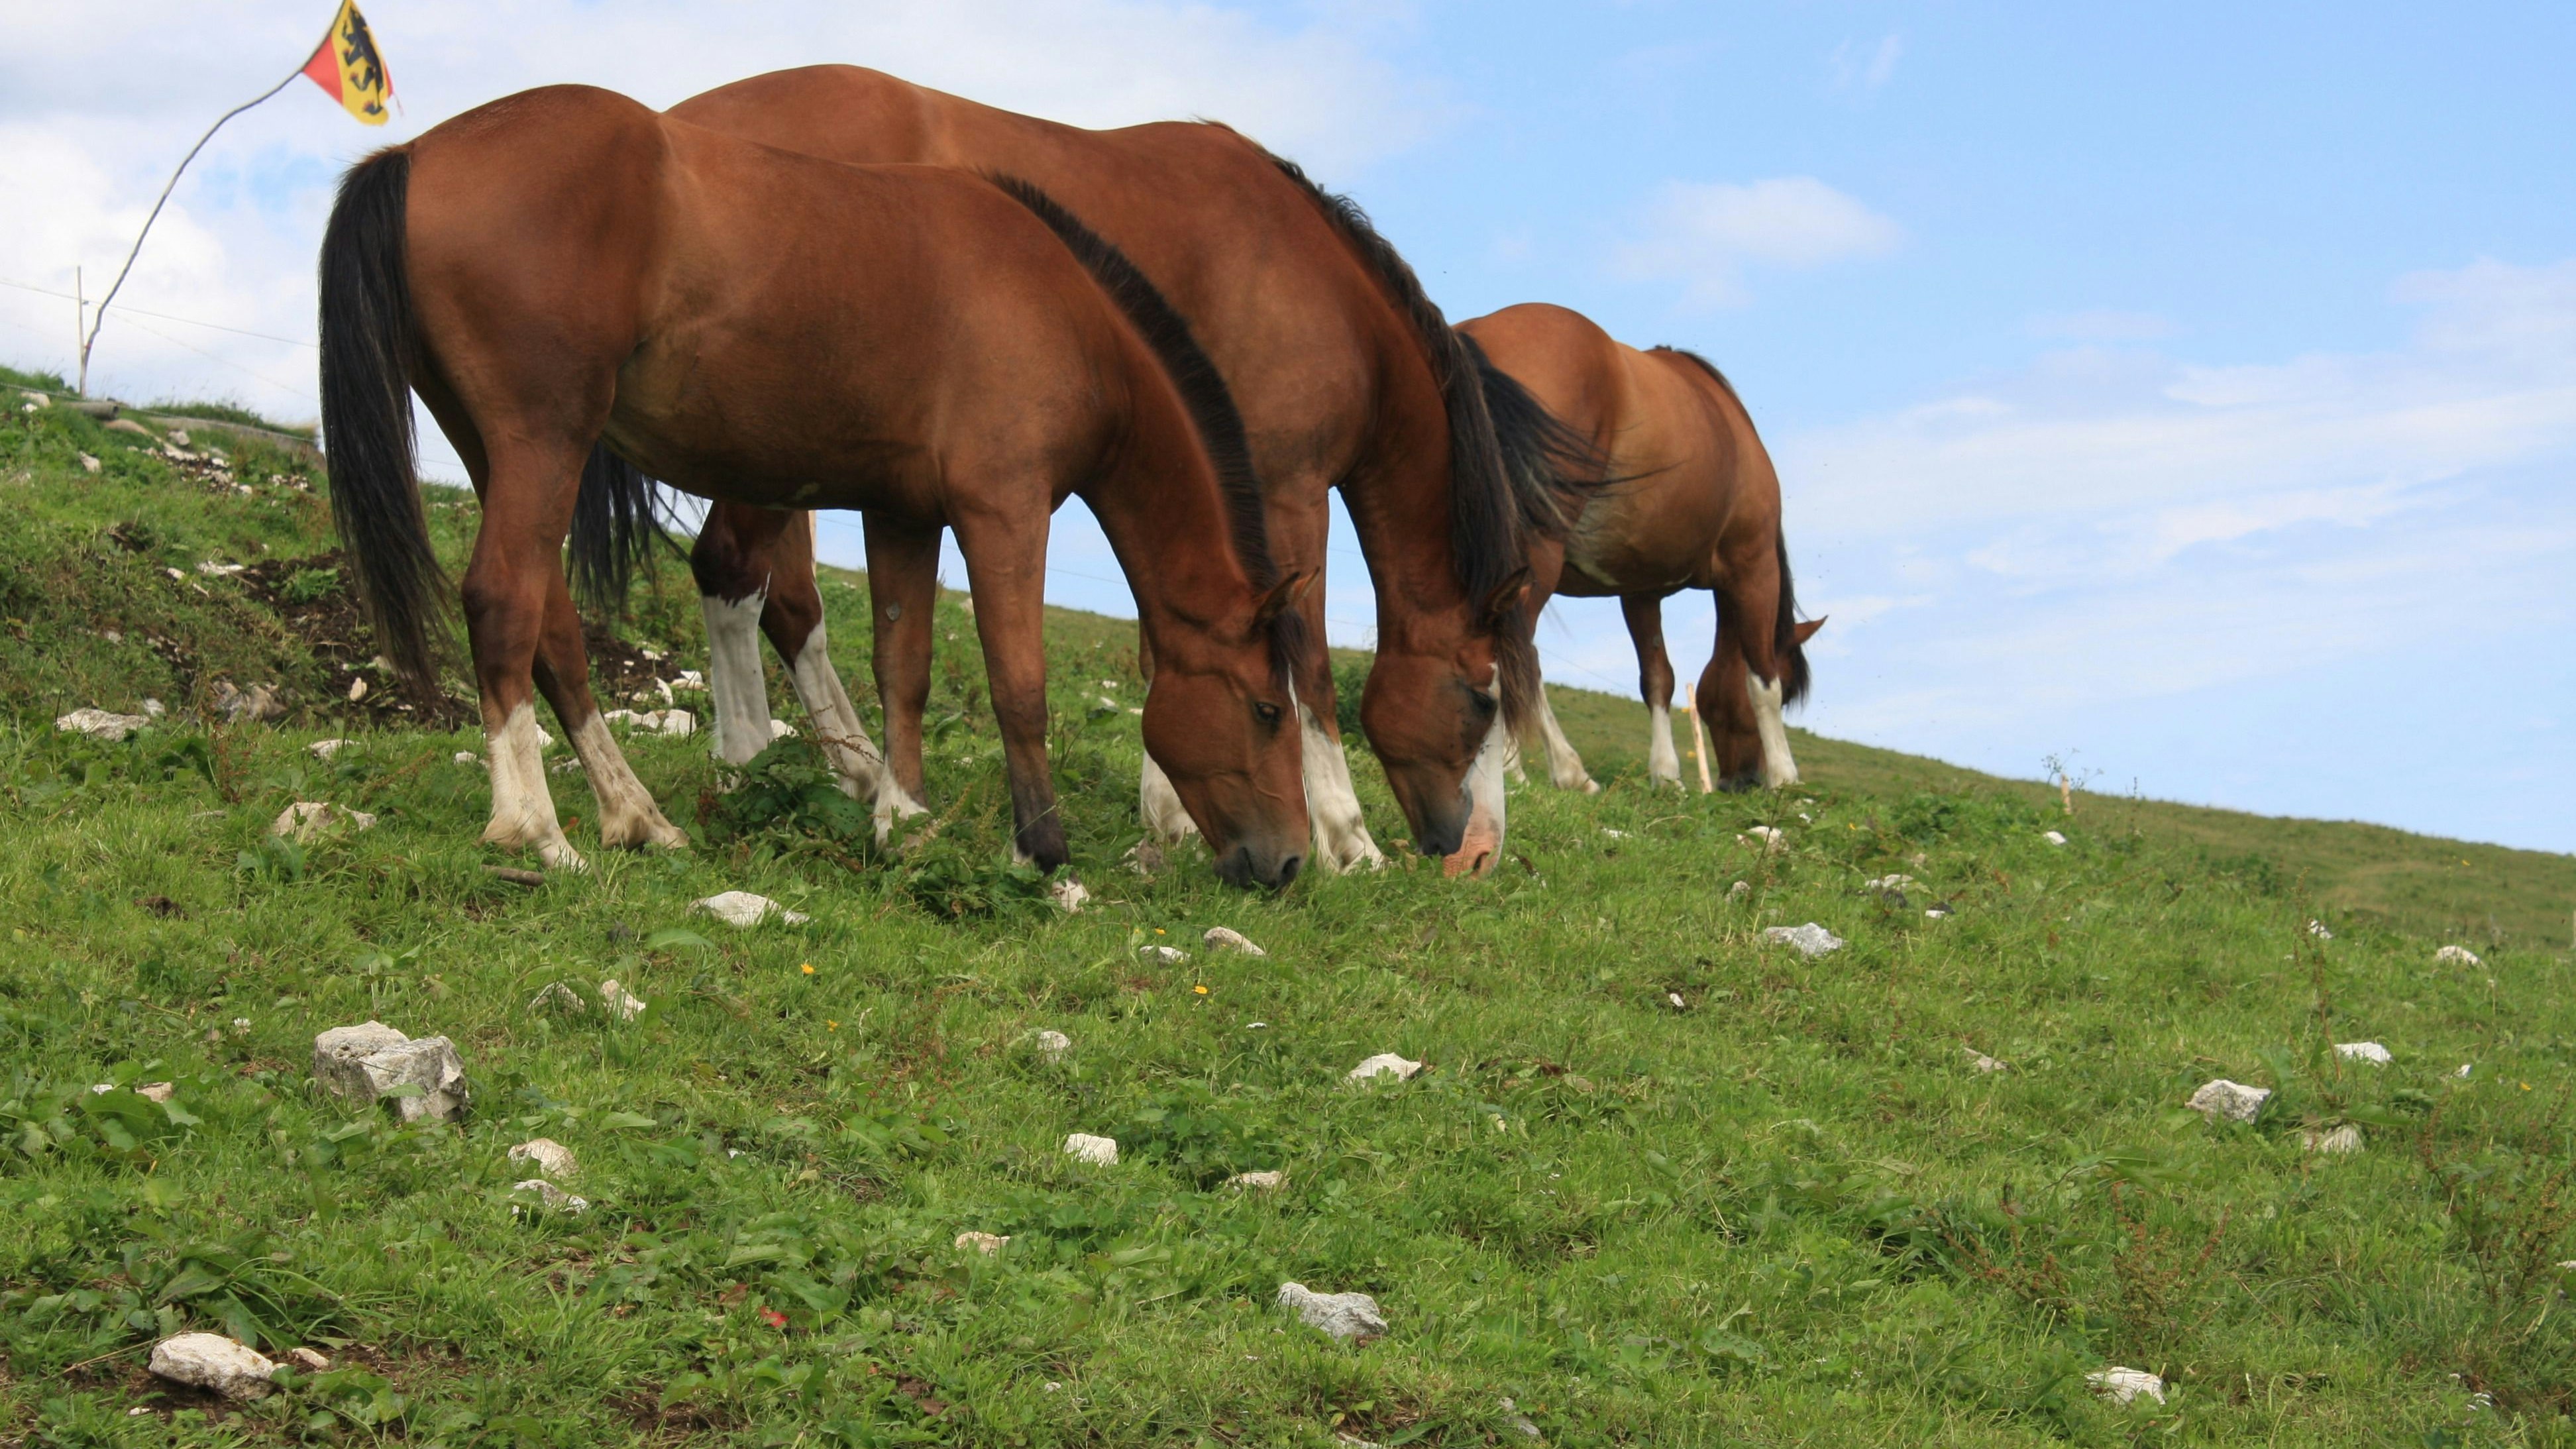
[1442,804,1501,879]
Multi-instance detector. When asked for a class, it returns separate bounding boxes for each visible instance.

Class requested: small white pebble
[2307,918,2334,939]
[2455,1063,2473,1079]
[1667,991,1687,1010]
[1063,1133,1119,1165]
[2303,1123,2364,1155]
[1347,1053,1422,1084]
[955,1231,1008,1255]
[2041,830,2068,847]
[1227,1169,1286,1191]
[1034,1029,1071,1061]
[2334,1041,2392,1065]
[1204,926,1265,956]
[2087,1367,2164,1406]
[2435,944,2482,967]
[1966,1048,2007,1073]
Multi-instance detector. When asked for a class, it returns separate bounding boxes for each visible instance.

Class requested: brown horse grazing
[317,84,1313,886]
[570,65,1578,878]
[1458,303,1825,793]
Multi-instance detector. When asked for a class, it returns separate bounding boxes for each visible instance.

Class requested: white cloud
[1615,176,1902,306]
[1829,34,1903,93]
[0,0,1444,427]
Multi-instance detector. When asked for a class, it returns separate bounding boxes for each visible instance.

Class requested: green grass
[4,377,2575,1446]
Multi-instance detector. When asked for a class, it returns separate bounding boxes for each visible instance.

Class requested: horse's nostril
[1273,854,1303,889]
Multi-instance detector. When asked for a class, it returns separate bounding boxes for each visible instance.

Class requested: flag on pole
[300,0,394,125]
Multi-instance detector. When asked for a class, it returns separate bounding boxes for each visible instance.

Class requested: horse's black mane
[991,174,1308,683]
[1650,345,1746,408]
[1256,150,1547,725]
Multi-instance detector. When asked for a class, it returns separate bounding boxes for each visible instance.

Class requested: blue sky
[3,1,2568,849]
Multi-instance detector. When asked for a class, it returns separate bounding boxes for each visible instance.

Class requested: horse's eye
[1253,701,1283,726]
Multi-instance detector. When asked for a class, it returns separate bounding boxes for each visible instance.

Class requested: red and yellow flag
[300,0,393,125]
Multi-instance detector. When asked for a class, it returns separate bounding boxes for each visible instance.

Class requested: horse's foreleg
[1132,625,1200,844]
[949,509,1067,872]
[1711,566,1799,790]
[757,514,896,812]
[1285,563,1385,874]
[1621,594,1682,786]
[690,504,779,767]
[532,574,686,850]
[861,515,939,839]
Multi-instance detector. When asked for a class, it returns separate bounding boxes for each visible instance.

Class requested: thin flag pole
[78,38,326,397]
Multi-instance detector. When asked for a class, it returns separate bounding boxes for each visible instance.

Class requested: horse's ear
[1482,566,1532,624]
[1793,616,1827,645]
[1256,568,1316,627]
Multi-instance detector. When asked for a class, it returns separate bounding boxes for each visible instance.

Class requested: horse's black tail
[317,146,448,685]
[567,442,664,616]
[1776,532,1811,706]
[1460,331,1611,539]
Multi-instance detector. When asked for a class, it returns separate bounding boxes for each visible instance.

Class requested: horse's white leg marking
[1747,669,1800,788]
[1302,704,1385,873]
[568,711,687,849]
[1138,750,1199,844]
[484,701,583,871]
[782,620,885,796]
[1442,708,1513,877]
[700,588,771,766]
[1645,700,1682,786]
[1533,687,1599,794]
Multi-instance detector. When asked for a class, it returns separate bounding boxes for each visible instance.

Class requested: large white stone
[509,1138,578,1178]
[2086,1367,2164,1406]
[270,801,376,842]
[1277,1282,1387,1342]
[2186,1079,2270,1124]
[1063,1132,1119,1165]
[311,1022,467,1122]
[148,1332,278,1401]
[56,708,152,741]
[692,890,808,928]
[1348,1053,1423,1085]
[1204,926,1266,956]
[1761,922,1844,957]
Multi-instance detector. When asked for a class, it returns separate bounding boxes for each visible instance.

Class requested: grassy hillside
[5,370,2575,1446]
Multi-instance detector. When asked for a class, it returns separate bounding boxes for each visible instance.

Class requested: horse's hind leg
[461,444,599,871]
[690,502,780,767]
[757,513,904,820]
[1621,594,1683,787]
[1134,627,1201,845]
[1699,609,1762,790]
[532,571,686,850]
[861,513,939,839]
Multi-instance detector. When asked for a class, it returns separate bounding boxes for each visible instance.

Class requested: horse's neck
[1086,386,1255,640]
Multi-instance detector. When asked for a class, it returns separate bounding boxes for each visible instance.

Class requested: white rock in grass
[1034,1029,1072,1061]
[1050,878,1091,914]
[510,1179,589,1214]
[2186,1079,2270,1124]
[527,981,586,1014]
[1204,926,1266,956]
[1142,944,1191,966]
[1063,1133,1120,1165]
[79,452,102,474]
[658,708,696,737]
[769,718,797,740]
[136,1082,176,1102]
[1727,880,1750,900]
[311,1022,468,1123]
[1228,1169,1287,1191]
[270,801,375,842]
[598,979,647,1022]
[692,890,808,927]
[453,751,483,768]
[1965,1049,2008,1073]
[56,708,152,741]
[148,1332,278,1401]
[1277,1282,1387,1342]
[2086,1367,2164,1406]
[1740,826,1786,852]
[2303,1123,2363,1155]
[307,739,354,759]
[955,1231,1009,1255]
[1348,1053,1423,1085]
[1864,874,1919,892]
[508,1138,578,1179]
[2455,1064,2474,1079]
[2307,919,2334,940]
[284,1347,331,1372]
[2334,1041,2392,1065]
[1760,922,1845,957]
[2041,830,2068,847]
[2435,945,2482,967]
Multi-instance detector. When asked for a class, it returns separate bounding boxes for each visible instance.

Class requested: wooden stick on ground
[1687,701,1715,794]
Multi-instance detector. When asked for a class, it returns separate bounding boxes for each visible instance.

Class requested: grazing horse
[572,65,1578,878]
[317,85,1313,887]
[1458,303,1824,792]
